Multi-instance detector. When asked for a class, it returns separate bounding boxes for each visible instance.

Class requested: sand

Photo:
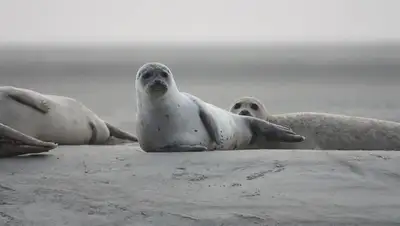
[1,146,400,225]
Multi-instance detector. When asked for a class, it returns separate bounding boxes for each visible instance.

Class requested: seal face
[229,96,268,119]
[137,63,172,98]
[135,63,306,152]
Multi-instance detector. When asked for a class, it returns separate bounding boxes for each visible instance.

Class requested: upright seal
[135,62,305,152]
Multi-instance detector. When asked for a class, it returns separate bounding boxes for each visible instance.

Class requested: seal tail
[105,122,138,142]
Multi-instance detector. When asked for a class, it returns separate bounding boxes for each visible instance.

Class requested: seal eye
[250,103,259,110]
[233,103,241,109]
[161,71,169,78]
[142,72,152,80]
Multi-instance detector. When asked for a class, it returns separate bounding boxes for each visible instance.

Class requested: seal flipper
[6,87,50,114]
[88,121,98,144]
[186,94,222,146]
[247,117,305,143]
[199,109,222,145]
[105,122,138,142]
[0,123,57,158]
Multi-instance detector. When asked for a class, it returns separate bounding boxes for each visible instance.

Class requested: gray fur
[135,62,305,153]
[88,121,98,145]
[0,86,138,145]
[0,122,57,158]
[229,96,400,151]
[5,86,50,114]
[184,93,222,146]
[105,122,138,142]
[247,116,304,144]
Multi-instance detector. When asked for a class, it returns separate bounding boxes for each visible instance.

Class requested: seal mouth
[147,79,168,96]
[239,110,252,116]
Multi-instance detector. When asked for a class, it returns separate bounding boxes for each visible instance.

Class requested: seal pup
[135,62,305,152]
[0,122,57,158]
[0,86,138,145]
[229,96,400,150]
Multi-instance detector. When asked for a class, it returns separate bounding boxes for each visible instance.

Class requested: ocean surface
[1,44,400,225]
[1,44,400,133]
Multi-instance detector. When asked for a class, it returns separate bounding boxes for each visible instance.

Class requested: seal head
[136,62,175,98]
[229,96,269,119]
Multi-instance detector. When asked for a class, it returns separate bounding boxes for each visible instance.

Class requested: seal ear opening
[248,117,305,143]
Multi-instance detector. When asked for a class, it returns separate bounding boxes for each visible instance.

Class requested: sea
[1,43,400,135]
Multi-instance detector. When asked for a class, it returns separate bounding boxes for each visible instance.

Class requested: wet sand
[1,146,400,225]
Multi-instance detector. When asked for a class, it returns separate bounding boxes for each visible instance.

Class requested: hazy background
[2,2,400,224]
[1,0,400,43]
[1,0,400,133]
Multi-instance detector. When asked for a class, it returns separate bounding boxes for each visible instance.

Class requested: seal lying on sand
[0,122,57,158]
[135,62,305,152]
[0,86,138,145]
[229,96,400,150]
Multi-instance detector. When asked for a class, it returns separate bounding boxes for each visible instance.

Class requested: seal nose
[239,110,251,116]
[153,79,163,85]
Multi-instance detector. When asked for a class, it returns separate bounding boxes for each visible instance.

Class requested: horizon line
[1,40,400,48]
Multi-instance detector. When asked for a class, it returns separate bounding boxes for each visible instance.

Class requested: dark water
[1,44,400,134]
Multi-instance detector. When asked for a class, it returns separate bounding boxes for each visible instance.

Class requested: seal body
[137,91,250,151]
[229,96,400,150]
[135,63,305,152]
[0,86,138,145]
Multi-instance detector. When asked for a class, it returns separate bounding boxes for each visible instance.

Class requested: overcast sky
[0,0,399,44]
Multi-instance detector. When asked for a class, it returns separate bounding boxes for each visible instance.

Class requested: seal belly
[39,106,93,144]
[137,101,211,151]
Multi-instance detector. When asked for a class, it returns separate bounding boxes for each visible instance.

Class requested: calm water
[1,44,400,135]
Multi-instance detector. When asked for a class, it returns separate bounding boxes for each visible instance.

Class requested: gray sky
[0,0,399,44]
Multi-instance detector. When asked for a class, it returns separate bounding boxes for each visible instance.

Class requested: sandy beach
[1,147,400,225]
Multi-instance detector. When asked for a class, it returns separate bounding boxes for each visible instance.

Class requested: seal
[135,62,305,152]
[0,86,138,145]
[0,122,57,158]
[229,96,400,150]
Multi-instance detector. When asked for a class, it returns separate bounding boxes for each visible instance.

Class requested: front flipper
[105,122,138,142]
[5,87,50,114]
[88,121,98,144]
[185,94,222,146]
[248,117,305,143]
